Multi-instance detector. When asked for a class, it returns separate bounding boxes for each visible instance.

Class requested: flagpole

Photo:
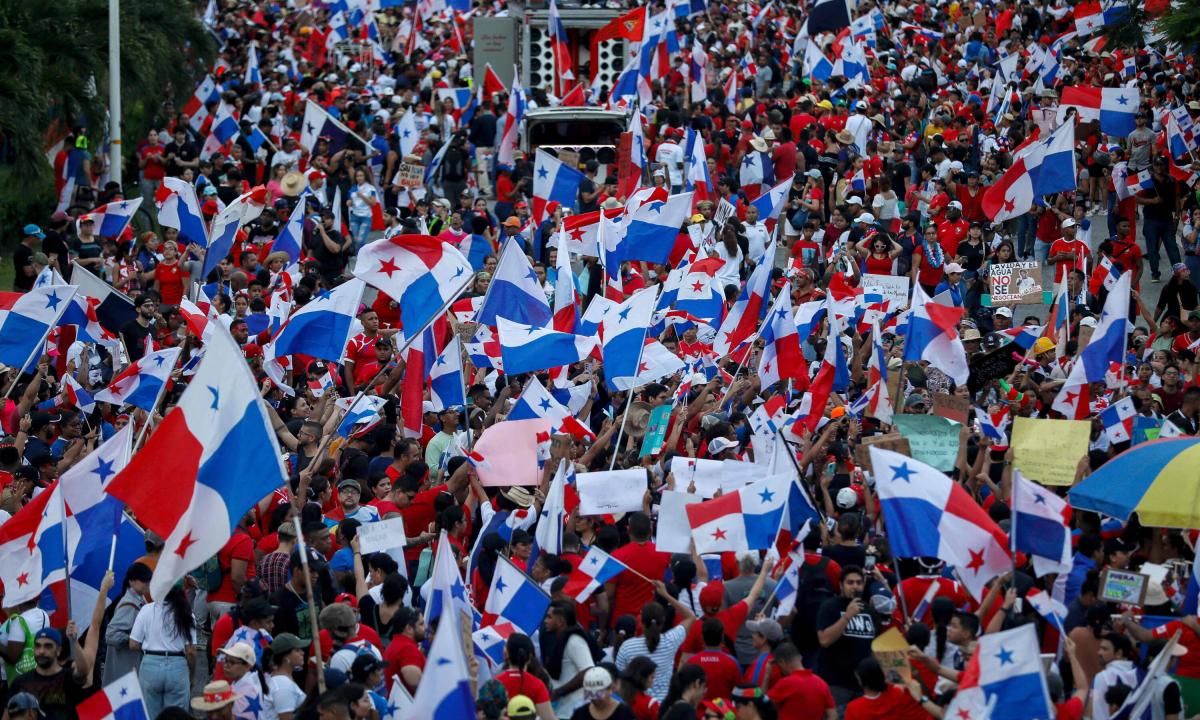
[1,287,79,402]
[293,516,327,694]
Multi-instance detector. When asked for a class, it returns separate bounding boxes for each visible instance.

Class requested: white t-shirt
[655,142,685,187]
[744,222,771,264]
[845,114,872,155]
[131,602,197,652]
[550,634,596,718]
[350,184,380,218]
[0,609,50,680]
[713,243,743,291]
[268,674,306,716]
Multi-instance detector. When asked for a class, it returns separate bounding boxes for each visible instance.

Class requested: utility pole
[109,0,123,185]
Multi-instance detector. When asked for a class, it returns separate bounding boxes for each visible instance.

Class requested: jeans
[139,653,190,718]
[1143,217,1180,278]
[349,214,371,249]
[1016,215,1037,258]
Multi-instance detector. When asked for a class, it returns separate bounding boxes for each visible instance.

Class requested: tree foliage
[0,0,214,236]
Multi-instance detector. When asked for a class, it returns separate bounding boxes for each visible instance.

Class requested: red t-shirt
[383,634,426,693]
[208,530,256,603]
[609,541,670,627]
[911,244,945,289]
[935,218,969,258]
[1153,620,1200,678]
[400,483,448,560]
[892,577,974,628]
[1056,696,1085,720]
[344,333,379,385]
[154,260,185,305]
[681,601,750,655]
[844,685,929,720]
[687,649,742,700]
[140,146,167,182]
[494,668,551,705]
[769,669,836,720]
[1049,238,1091,284]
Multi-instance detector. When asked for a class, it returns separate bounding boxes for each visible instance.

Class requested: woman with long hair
[615,582,697,701]
[495,633,556,720]
[657,664,707,720]
[617,657,660,720]
[129,584,198,718]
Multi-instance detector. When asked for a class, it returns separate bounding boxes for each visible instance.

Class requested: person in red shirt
[343,309,397,391]
[764,642,837,720]
[151,239,186,307]
[772,129,799,184]
[494,634,555,718]
[843,656,938,720]
[1048,219,1091,285]
[935,203,970,258]
[605,512,670,629]
[680,557,775,659]
[382,606,426,694]
[742,619,787,692]
[206,519,257,622]
[139,129,167,194]
[686,618,743,701]
[1109,218,1145,289]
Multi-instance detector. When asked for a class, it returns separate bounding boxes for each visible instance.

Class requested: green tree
[0,0,214,240]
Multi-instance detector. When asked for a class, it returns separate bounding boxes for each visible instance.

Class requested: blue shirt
[1063,553,1097,606]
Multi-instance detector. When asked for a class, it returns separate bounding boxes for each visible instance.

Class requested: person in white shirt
[268,634,308,720]
[655,129,686,193]
[1090,633,1140,720]
[844,101,873,156]
[130,585,198,719]
[711,224,744,293]
[543,601,599,718]
[743,205,771,264]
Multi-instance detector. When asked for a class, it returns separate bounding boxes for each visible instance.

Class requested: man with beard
[8,572,112,720]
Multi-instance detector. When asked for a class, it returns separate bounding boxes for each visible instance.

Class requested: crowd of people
[6,0,1200,718]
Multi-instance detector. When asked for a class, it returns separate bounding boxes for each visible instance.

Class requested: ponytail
[642,604,665,654]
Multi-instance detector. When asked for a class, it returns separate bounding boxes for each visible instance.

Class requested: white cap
[708,437,739,455]
[422,401,437,414]
[857,213,876,224]
[948,200,963,210]
[944,262,965,273]
[806,169,822,179]
[1062,218,1077,228]
[995,306,1014,317]
[836,487,859,509]
[1080,316,1098,328]
[847,196,864,205]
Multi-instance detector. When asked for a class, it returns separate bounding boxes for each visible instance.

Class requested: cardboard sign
[872,628,912,682]
[854,433,913,473]
[1011,417,1091,486]
[357,517,408,554]
[989,261,1043,304]
[639,405,673,457]
[1099,568,1150,607]
[932,393,970,425]
[893,415,961,471]
[576,469,647,515]
[394,162,424,189]
[715,198,737,227]
[967,342,1021,393]
[656,490,705,553]
[556,148,581,171]
[863,274,912,310]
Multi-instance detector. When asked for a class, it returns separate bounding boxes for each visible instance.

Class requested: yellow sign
[1011,417,1091,486]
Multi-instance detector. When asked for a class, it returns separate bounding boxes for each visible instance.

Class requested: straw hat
[501,486,534,508]
[191,681,241,712]
[750,136,770,153]
[836,130,855,145]
[280,172,308,197]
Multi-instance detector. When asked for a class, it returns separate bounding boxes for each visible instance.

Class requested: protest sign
[872,628,912,682]
[640,405,673,457]
[1011,417,1091,486]
[854,434,913,473]
[932,393,970,425]
[673,457,725,497]
[721,460,761,492]
[656,490,705,553]
[358,517,408,554]
[893,415,960,471]
[1132,416,1163,445]
[394,162,424,189]
[1099,568,1149,607]
[577,469,647,515]
[989,261,1043,304]
[863,274,912,310]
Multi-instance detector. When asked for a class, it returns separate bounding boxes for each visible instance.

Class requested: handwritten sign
[715,198,737,227]
[394,162,424,189]
[893,415,961,471]
[656,490,705,553]
[932,393,970,425]
[989,261,1043,304]
[863,274,912,310]
[854,433,913,473]
[1099,568,1150,607]
[576,469,647,516]
[357,517,408,555]
[1011,417,1091,486]
[640,405,672,457]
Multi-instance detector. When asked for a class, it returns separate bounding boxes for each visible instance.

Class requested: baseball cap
[270,633,309,655]
[806,169,821,179]
[708,437,739,455]
[699,581,726,609]
[995,306,1013,318]
[943,262,965,274]
[846,196,864,205]
[34,628,62,647]
[747,618,783,642]
[507,696,538,719]
[219,642,257,666]
[22,224,45,239]
[338,478,361,492]
[6,693,42,717]
[948,200,963,210]
[583,666,613,699]
[1062,218,1077,228]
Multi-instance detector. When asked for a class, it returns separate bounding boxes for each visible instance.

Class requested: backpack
[3,614,40,679]
[190,555,223,592]
[788,556,837,657]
